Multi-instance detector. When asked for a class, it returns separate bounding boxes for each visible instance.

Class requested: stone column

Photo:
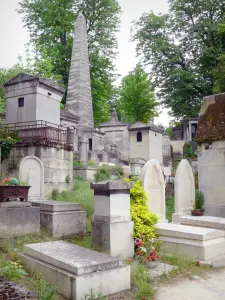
[91,180,134,258]
[79,138,88,162]
[67,127,75,146]
[189,123,192,142]
[90,150,98,162]
[102,151,109,163]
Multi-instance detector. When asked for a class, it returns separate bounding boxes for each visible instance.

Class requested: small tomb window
[137,131,142,142]
[89,138,93,151]
[18,97,24,107]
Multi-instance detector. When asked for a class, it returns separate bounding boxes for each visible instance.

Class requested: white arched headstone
[19,156,44,200]
[141,159,167,222]
[172,159,195,224]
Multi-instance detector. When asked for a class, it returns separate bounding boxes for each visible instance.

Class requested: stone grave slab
[180,215,225,231]
[24,241,122,275]
[156,223,225,261]
[31,201,86,237]
[20,241,130,300]
[32,200,82,212]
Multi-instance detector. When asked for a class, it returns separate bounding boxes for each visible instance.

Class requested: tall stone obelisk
[66,13,94,131]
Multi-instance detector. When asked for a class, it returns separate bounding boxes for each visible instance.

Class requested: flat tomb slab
[24,241,122,275]
[31,200,82,212]
[180,215,225,230]
[19,253,130,300]
[156,223,224,240]
[156,223,225,261]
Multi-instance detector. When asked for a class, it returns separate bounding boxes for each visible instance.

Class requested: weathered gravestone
[172,159,195,224]
[19,156,44,201]
[141,159,167,223]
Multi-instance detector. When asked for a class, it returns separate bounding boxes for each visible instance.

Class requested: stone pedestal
[79,138,88,162]
[0,201,40,238]
[31,200,86,237]
[91,180,134,258]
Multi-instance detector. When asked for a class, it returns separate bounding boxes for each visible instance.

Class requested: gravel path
[156,269,225,300]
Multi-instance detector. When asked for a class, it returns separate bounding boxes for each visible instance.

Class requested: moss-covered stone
[195,93,225,143]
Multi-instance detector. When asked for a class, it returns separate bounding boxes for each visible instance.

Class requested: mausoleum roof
[99,111,128,127]
[128,121,164,133]
[195,93,225,143]
[4,73,65,95]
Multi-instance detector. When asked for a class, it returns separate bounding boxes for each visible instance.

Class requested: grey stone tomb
[20,241,130,299]
[31,200,86,237]
[0,201,40,238]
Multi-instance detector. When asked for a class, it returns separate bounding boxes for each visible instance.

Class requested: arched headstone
[141,159,167,222]
[19,156,44,200]
[172,159,195,223]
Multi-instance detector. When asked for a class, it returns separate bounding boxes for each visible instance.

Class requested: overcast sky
[0,0,170,126]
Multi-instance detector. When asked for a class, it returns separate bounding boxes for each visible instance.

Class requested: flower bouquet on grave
[191,190,205,216]
[134,235,161,263]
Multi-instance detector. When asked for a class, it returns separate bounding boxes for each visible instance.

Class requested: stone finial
[66,12,94,131]
[111,110,118,122]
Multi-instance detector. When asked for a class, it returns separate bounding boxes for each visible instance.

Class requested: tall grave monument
[66,13,94,132]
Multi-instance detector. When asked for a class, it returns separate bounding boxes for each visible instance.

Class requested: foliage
[18,0,121,126]
[0,139,17,161]
[165,126,175,139]
[166,195,175,223]
[130,261,154,300]
[82,289,107,300]
[183,142,196,159]
[194,190,205,212]
[31,273,57,300]
[194,171,198,190]
[118,64,158,123]
[65,174,71,184]
[132,0,225,120]
[94,164,124,182]
[0,260,28,281]
[0,177,27,186]
[128,180,158,241]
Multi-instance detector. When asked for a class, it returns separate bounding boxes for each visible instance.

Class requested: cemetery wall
[2,146,73,197]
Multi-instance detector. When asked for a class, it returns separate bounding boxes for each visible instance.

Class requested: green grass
[130,261,155,299]
[166,195,175,222]
[160,252,211,281]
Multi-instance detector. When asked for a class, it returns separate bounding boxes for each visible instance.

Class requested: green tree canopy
[18,0,121,126]
[132,0,225,120]
[118,65,158,124]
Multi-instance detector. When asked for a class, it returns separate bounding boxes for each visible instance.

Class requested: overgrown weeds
[166,195,175,222]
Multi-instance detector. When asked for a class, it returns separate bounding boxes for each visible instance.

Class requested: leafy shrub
[32,273,57,300]
[128,179,158,241]
[166,195,175,222]
[94,165,110,182]
[94,164,124,182]
[194,190,205,212]
[51,189,60,200]
[194,171,198,189]
[0,260,27,280]
[65,174,71,184]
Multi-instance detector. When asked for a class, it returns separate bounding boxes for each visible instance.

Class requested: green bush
[0,260,28,281]
[166,195,175,222]
[94,164,124,182]
[31,273,57,300]
[194,190,205,212]
[128,179,158,241]
[94,165,110,182]
[82,289,107,300]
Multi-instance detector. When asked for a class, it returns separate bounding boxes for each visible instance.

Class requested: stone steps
[180,215,225,231]
[19,241,130,300]
[156,223,225,261]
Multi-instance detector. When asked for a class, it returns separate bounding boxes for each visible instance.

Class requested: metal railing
[1,120,73,151]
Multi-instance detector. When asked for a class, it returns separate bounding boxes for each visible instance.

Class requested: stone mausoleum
[0,13,165,197]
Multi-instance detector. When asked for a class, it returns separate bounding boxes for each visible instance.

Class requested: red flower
[146,249,161,261]
[3,178,10,183]
[135,238,144,247]
[137,251,143,256]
